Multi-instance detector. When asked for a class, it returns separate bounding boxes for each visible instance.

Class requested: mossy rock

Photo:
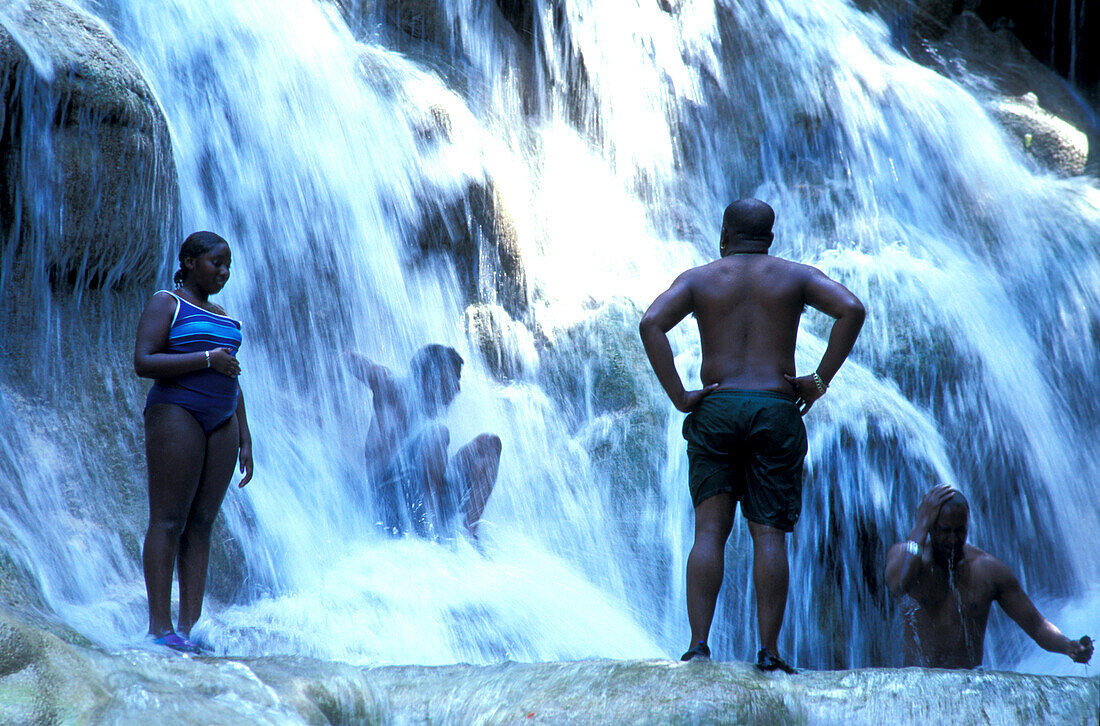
[0,0,179,292]
[538,299,664,426]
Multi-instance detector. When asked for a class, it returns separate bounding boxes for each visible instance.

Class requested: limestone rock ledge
[0,611,1096,725]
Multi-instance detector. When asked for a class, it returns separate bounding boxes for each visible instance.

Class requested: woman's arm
[133,292,239,378]
[236,389,253,487]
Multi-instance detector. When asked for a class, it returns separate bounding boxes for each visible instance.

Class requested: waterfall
[1,0,1097,676]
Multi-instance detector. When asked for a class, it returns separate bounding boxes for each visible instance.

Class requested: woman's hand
[208,347,241,377]
[237,438,253,488]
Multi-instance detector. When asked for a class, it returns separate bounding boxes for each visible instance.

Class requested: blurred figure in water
[640,199,865,673]
[347,344,500,540]
[134,231,254,654]
[886,485,1094,669]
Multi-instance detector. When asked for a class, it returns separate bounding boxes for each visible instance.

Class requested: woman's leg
[144,403,206,636]
[176,413,239,637]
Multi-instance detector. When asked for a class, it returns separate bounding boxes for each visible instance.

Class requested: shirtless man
[347,344,501,539]
[640,198,865,672]
[885,485,1094,669]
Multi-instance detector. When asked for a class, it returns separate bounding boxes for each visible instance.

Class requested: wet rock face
[990,93,1088,176]
[537,300,668,502]
[0,0,179,292]
[973,0,1099,92]
[493,0,534,38]
[854,4,1097,175]
[930,12,1094,175]
[335,0,447,42]
[0,611,1097,726]
[854,0,956,41]
[337,0,533,43]
[463,303,537,381]
[412,181,528,317]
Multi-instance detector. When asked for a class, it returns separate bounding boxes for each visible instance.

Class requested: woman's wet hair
[174,231,229,286]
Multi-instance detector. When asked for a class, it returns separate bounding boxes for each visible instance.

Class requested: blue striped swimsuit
[144,290,243,433]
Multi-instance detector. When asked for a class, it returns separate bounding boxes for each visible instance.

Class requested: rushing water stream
[1,0,1098,678]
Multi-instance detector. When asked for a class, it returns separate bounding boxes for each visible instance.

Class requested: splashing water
[1,0,1097,675]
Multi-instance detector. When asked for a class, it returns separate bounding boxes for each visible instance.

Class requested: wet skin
[886,486,1094,668]
[346,352,500,538]
[639,239,865,414]
[640,219,865,661]
[134,242,253,638]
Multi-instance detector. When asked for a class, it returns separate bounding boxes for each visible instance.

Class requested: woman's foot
[150,631,201,654]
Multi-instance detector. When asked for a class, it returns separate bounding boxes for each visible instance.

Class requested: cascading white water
[1,0,1097,677]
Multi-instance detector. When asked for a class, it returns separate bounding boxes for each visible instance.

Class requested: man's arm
[785,268,865,413]
[885,485,955,596]
[345,351,394,394]
[639,272,717,413]
[993,559,1094,663]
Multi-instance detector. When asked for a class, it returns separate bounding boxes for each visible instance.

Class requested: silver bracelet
[812,371,827,395]
[204,350,211,368]
[905,540,921,557]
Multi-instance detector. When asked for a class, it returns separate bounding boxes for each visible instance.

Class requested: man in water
[640,198,865,672]
[885,485,1094,669]
[347,344,501,539]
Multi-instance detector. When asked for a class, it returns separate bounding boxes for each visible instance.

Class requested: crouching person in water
[886,485,1094,669]
[347,345,500,539]
[134,231,254,654]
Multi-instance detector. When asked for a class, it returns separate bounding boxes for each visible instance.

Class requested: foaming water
[0,0,1096,676]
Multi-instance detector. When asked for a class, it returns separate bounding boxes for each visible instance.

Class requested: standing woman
[133,231,253,652]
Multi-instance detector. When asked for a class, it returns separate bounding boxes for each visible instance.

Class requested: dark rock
[537,299,668,502]
[990,92,1088,176]
[335,0,448,42]
[930,11,1095,174]
[854,0,955,44]
[494,0,534,38]
[463,303,537,381]
[411,181,528,318]
[0,0,179,292]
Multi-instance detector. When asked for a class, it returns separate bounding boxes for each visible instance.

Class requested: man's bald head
[721,199,775,255]
[938,490,970,519]
[930,489,970,566]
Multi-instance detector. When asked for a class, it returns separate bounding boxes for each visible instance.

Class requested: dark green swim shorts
[682,389,807,532]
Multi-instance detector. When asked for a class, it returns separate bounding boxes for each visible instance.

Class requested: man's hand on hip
[676,384,720,413]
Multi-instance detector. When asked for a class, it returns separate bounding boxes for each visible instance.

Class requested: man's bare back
[678,254,863,396]
[640,201,864,413]
[886,486,1094,669]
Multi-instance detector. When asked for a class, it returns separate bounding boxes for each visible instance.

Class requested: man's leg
[450,433,501,537]
[747,520,788,657]
[686,492,735,648]
[414,425,450,535]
